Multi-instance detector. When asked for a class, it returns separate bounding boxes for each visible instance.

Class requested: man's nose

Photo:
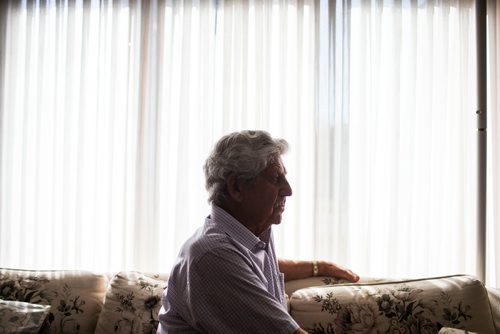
[280,178,292,197]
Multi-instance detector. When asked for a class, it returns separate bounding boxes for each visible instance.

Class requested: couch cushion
[0,268,108,333]
[0,299,51,333]
[95,271,167,334]
[290,275,496,334]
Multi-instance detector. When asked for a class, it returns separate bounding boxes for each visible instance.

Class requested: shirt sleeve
[186,246,300,334]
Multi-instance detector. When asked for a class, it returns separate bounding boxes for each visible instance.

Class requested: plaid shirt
[157,205,299,334]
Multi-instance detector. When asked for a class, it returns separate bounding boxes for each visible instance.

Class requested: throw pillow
[94,271,167,334]
[0,268,108,333]
[0,299,51,333]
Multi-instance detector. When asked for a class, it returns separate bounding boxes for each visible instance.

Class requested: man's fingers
[345,270,360,282]
[331,264,360,282]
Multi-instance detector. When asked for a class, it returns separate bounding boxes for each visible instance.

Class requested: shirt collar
[210,204,271,251]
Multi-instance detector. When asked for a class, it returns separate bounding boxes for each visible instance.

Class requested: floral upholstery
[1,268,498,334]
[290,275,496,334]
[94,271,167,334]
[487,287,500,332]
[0,268,108,333]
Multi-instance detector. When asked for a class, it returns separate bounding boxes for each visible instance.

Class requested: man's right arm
[294,328,308,334]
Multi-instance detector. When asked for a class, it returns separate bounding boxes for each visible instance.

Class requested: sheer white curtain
[154,0,318,270]
[0,0,318,272]
[339,0,479,279]
[0,0,145,271]
[0,0,497,287]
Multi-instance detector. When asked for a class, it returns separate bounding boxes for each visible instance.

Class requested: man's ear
[226,174,244,202]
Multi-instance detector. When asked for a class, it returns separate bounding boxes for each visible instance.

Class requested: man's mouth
[274,203,285,212]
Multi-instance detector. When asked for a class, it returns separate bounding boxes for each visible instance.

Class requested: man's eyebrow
[269,161,287,174]
[277,166,287,175]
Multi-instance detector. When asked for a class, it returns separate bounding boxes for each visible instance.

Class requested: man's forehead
[267,156,287,173]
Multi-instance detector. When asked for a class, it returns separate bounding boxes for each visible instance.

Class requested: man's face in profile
[240,156,292,234]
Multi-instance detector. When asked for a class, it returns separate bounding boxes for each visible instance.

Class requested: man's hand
[278,259,359,282]
[318,261,359,282]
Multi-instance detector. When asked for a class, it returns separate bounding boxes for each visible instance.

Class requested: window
[1,0,498,287]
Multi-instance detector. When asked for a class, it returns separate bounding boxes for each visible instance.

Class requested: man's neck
[217,202,270,237]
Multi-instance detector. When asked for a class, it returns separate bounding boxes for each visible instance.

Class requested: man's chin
[271,215,283,225]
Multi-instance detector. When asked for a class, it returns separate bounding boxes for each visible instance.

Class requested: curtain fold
[0,0,497,287]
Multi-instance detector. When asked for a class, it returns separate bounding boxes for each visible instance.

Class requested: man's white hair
[203,130,288,205]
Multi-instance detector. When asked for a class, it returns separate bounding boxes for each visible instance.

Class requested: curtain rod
[476,0,487,283]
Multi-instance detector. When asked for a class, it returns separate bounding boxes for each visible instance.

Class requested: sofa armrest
[439,328,478,334]
[284,276,403,296]
[487,286,500,333]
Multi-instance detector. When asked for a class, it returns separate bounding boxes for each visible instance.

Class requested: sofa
[0,267,499,333]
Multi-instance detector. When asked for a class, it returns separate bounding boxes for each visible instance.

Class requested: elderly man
[157,130,358,333]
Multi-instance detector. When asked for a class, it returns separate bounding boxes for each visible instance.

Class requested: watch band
[312,260,319,277]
